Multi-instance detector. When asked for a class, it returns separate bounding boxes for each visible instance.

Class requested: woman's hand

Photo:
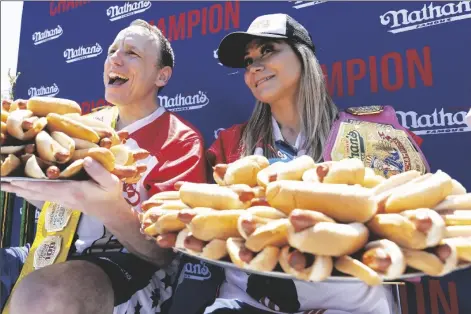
[1,157,127,221]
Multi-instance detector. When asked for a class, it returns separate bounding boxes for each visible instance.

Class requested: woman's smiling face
[243,39,302,104]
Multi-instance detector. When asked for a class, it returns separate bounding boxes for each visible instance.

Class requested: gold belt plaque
[330,119,427,178]
[33,235,62,270]
[45,203,73,232]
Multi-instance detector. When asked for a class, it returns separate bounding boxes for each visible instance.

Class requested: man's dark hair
[130,19,175,93]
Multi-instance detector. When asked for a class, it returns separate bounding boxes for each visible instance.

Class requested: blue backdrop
[11,1,471,313]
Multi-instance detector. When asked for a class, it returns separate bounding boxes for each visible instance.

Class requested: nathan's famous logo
[106,1,152,22]
[158,91,209,112]
[63,43,103,64]
[380,1,471,34]
[32,25,63,45]
[28,83,60,97]
[290,0,327,9]
[183,262,212,281]
[346,130,366,159]
[396,108,471,135]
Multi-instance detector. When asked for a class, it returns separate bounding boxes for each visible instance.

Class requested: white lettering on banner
[63,43,103,63]
[106,1,152,22]
[183,262,212,281]
[380,1,471,34]
[158,91,209,112]
[290,0,327,10]
[214,128,226,139]
[32,25,63,45]
[396,108,471,135]
[28,83,60,97]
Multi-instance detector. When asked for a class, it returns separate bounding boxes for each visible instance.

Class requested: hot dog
[445,226,471,238]
[24,155,47,179]
[1,109,8,123]
[437,210,471,226]
[141,199,190,212]
[7,99,27,112]
[402,243,459,277]
[361,167,386,188]
[375,170,453,214]
[334,256,383,286]
[261,155,316,186]
[367,208,446,249]
[0,154,21,176]
[177,182,255,210]
[237,206,287,239]
[140,209,186,237]
[35,131,72,164]
[58,159,85,179]
[361,239,406,280]
[174,228,228,260]
[71,147,115,172]
[147,191,180,202]
[176,207,214,224]
[278,246,333,282]
[65,114,122,146]
[371,170,422,196]
[265,180,377,222]
[256,161,288,188]
[71,137,99,149]
[303,158,365,185]
[6,110,47,141]
[226,237,280,272]
[46,113,101,144]
[441,237,471,262]
[213,155,270,187]
[26,97,82,117]
[244,218,290,252]
[287,209,369,257]
[187,210,245,241]
[0,145,25,155]
[434,193,471,211]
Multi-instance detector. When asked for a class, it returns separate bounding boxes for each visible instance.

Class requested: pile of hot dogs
[1,97,149,182]
[140,155,471,285]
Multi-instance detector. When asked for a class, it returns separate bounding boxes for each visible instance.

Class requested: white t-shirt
[218,117,397,314]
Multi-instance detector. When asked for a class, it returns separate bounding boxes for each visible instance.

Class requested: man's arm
[103,136,207,266]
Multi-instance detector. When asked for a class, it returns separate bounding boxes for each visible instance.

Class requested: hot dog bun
[46,113,100,144]
[35,131,71,164]
[308,158,365,185]
[371,170,422,196]
[441,237,471,262]
[141,199,190,212]
[287,209,369,256]
[445,226,471,238]
[71,147,115,172]
[362,239,406,279]
[213,155,270,187]
[256,161,288,188]
[1,154,21,176]
[367,209,445,249]
[237,206,287,239]
[226,237,280,272]
[27,97,82,116]
[141,209,186,236]
[262,155,316,185]
[438,210,471,226]
[244,218,290,252]
[265,180,377,222]
[361,167,386,188]
[279,246,333,282]
[434,194,471,211]
[148,190,180,202]
[178,182,255,210]
[402,243,458,277]
[187,210,245,241]
[377,170,453,213]
[334,255,382,286]
[176,228,228,260]
[6,110,47,141]
[24,155,47,179]
[58,159,84,179]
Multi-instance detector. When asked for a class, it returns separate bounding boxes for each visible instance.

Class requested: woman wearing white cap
[201,13,426,314]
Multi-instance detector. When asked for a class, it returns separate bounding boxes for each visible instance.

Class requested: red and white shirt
[75,106,207,254]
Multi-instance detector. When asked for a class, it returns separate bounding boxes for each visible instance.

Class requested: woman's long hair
[239,41,339,162]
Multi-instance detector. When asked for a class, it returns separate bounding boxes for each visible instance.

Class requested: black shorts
[69,252,159,306]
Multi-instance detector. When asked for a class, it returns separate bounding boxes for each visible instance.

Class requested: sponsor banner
[106,1,152,22]
[396,108,471,135]
[380,1,471,34]
[290,0,327,10]
[28,83,60,97]
[63,43,103,63]
[32,25,63,45]
[158,91,210,112]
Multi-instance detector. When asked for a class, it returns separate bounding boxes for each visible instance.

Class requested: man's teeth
[109,72,128,80]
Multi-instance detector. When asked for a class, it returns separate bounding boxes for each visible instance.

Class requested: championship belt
[2,106,118,314]
[323,105,430,178]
